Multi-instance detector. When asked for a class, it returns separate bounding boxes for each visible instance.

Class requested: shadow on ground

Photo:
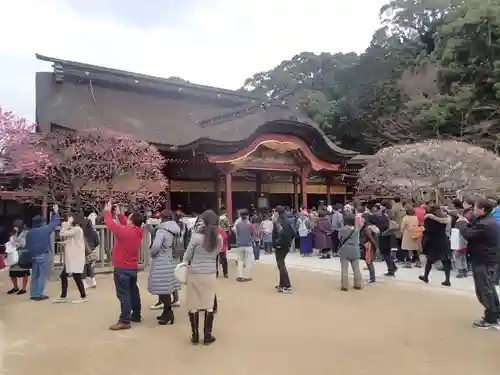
[1,264,499,375]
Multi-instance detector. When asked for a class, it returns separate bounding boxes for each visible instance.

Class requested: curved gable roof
[35,54,357,159]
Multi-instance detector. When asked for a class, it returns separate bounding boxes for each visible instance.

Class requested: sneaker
[7,288,19,295]
[72,297,89,304]
[365,280,376,285]
[52,297,67,303]
[85,278,97,289]
[441,281,451,287]
[278,287,292,294]
[236,277,245,282]
[109,322,131,331]
[472,318,500,330]
[31,295,50,301]
[149,302,163,310]
[16,289,26,295]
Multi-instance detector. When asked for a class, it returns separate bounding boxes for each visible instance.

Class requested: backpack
[170,232,185,259]
[298,218,308,237]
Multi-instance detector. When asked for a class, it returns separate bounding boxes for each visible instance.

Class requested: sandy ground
[0,264,499,375]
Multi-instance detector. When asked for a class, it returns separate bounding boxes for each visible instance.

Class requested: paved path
[2,258,500,375]
[228,250,479,295]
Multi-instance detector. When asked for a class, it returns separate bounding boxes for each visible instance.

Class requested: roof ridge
[198,90,295,126]
[35,53,265,101]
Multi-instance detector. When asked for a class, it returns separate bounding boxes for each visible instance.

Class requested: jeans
[472,264,500,323]
[236,246,254,279]
[29,253,50,298]
[113,268,141,324]
[253,241,261,260]
[453,251,467,271]
[275,248,291,288]
[84,262,95,278]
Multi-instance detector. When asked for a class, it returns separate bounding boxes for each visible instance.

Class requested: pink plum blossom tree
[1,110,167,210]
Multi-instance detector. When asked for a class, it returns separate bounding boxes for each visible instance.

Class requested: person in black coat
[456,198,500,329]
[418,205,452,286]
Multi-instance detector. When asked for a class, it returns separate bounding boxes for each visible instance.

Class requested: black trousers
[216,252,228,276]
[472,264,500,323]
[379,236,397,273]
[275,248,291,288]
[331,230,339,254]
[60,267,86,298]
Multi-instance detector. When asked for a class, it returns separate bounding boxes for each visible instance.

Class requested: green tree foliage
[241,0,500,154]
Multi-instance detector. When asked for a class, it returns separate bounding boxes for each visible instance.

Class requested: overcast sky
[0,0,387,121]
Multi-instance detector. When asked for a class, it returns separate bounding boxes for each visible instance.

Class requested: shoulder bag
[338,228,356,252]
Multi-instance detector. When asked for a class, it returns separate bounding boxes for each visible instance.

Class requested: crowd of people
[2,195,500,343]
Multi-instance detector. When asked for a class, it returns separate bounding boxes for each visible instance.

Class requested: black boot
[189,311,199,344]
[158,294,174,325]
[203,311,216,345]
[213,295,218,314]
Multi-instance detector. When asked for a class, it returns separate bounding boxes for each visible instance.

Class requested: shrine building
[34,54,367,224]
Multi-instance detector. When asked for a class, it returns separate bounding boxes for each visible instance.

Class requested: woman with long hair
[6,220,30,295]
[147,209,181,325]
[418,205,452,287]
[182,210,221,345]
[53,213,88,303]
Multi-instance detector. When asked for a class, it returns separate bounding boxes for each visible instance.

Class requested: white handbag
[5,242,19,266]
[174,262,188,284]
[450,228,467,250]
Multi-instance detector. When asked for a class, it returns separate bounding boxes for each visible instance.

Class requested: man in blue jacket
[26,204,60,301]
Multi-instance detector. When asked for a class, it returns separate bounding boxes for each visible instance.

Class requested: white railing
[49,225,151,278]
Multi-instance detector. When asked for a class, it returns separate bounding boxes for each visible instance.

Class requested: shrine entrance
[207,134,339,224]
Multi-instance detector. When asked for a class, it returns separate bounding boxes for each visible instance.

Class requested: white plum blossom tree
[357,140,500,200]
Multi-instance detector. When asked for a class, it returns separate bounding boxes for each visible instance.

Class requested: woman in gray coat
[147,210,181,325]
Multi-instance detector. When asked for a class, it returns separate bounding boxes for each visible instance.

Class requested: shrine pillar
[214,172,221,214]
[293,174,299,210]
[300,167,309,209]
[326,177,331,206]
[255,172,262,208]
[224,171,233,225]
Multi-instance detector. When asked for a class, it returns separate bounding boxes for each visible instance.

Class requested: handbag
[5,242,19,266]
[174,263,188,284]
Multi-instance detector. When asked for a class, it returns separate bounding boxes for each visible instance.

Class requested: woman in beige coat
[400,206,422,268]
[53,214,88,304]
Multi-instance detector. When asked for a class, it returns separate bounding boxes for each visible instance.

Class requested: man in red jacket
[103,201,144,331]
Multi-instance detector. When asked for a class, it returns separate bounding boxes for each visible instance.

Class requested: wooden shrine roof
[35,54,357,159]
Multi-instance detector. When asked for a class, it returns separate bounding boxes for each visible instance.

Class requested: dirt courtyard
[1,263,499,375]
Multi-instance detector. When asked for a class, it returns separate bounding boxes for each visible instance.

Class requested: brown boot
[109,322,131,331]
